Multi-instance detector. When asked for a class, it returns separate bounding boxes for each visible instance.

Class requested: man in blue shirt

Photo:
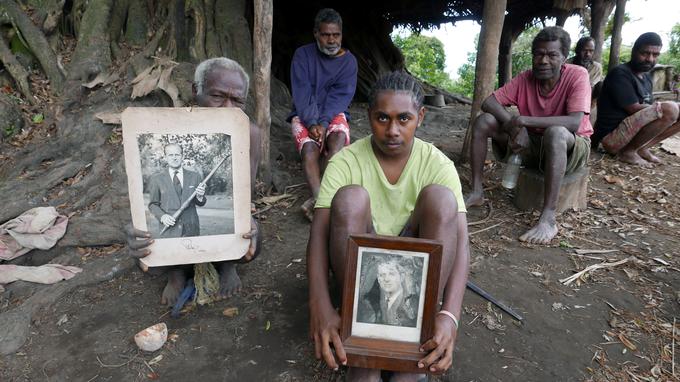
[289,8,358,221]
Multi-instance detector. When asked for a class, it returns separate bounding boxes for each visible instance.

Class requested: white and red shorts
[290,113,350,154]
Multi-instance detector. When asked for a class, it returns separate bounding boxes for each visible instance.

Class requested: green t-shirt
[315,136,466,235]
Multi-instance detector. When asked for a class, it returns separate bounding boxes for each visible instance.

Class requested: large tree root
[0,250,135,355]
[0,36,33,103]
[1,0,65,92]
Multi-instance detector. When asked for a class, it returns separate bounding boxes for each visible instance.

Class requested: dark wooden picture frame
[340,234,442,373]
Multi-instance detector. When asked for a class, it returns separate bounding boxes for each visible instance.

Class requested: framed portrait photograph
[122,107,251,268]
[340,234,442,373]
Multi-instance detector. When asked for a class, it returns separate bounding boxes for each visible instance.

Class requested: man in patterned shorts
[288,8,357,221]
[592,32,680,167]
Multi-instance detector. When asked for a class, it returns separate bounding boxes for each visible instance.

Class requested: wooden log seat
[513,166,590,213]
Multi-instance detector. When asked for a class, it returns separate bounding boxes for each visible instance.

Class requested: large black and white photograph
[138,133,234,239]
[351,247,429,343]
[122,107,251,267]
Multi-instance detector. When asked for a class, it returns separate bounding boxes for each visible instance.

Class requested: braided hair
[368,71,424,110]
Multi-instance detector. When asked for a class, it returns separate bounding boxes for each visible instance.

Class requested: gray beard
[317,41,340,56]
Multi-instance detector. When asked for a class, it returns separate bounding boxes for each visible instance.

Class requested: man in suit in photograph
[147,143,206,238]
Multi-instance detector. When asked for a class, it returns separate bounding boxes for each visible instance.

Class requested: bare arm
[481,95,513,129]
[517,111,584,133]
[307,208,347,369]
[440,212,470,317]
[623,102,649,116]
[483,94,583,134]
[418,212,469,373]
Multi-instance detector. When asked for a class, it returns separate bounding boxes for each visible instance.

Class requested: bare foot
[519,214,558,245]
[465,191,485,208]
[218,261,242,299]
[617,150,652,168]
[346,367,381,382]
[301,197,315,222]
[161,269,187,306]
[638,148,662,164]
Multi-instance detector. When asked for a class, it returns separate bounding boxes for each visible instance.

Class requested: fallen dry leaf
[618,333,637,351]
[604,175,625,186]
[222,307,239,317]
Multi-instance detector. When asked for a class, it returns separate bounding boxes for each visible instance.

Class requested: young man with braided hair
[307,71,469,381]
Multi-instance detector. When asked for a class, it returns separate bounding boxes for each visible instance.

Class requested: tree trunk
[498,19,514,88]
[254,0,273,184]
[608,0,626,71]
[68,0,114,81]
[461,0,507,161]
[590,0,615,63]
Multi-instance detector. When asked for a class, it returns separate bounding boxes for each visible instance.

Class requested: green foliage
[4,124,17,137]
[32,113,44,124]
[511,27,541,77]
[392,33,455,90]
[450,51,476,99]
[602,44,632,70]
[604,12,631,41]
[659,23,680,70]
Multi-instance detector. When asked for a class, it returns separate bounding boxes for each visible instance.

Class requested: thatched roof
[346,0,588,31]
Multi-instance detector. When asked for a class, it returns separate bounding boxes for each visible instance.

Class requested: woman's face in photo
[377,263,402,294]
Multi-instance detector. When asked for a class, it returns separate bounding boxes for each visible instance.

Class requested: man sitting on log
[568,36,603,99]
[125,57,261,306]
[592,32,680,167]
[288,8,358,221]
[465,26,592,245]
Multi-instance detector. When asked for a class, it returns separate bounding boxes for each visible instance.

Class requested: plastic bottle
[502,153,522,189]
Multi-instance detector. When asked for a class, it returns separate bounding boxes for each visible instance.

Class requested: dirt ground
[1,102,679,382]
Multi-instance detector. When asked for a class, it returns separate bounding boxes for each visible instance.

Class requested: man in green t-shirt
[307,72,470,380]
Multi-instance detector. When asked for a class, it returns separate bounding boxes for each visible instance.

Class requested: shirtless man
[126,57,261,305]
[592,32,680,166]
[466,26,592,245]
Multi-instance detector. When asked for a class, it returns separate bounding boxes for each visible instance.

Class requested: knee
[300,142,319,161]
[417,185,458,222]
[326,132,346,154]
[472,113,499,137]
[660,102,679,122]
[542,126,570,151]
[330,185,370,220]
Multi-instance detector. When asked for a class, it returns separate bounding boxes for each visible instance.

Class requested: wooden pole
[461,0,507,162]
[590,0,615,63]
[253,0,273,184]
[498,20,513,88]
[608,0,626,71]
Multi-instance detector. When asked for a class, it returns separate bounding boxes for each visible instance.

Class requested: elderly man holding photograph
[125,58,261,307]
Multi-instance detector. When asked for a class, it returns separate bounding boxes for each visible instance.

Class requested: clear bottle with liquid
[502,153,522,189]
